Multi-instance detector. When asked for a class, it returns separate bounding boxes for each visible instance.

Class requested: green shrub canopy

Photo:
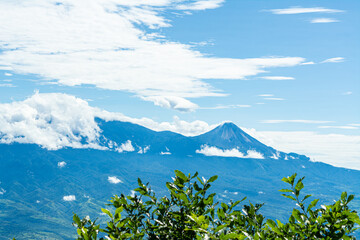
[73,171,360,240]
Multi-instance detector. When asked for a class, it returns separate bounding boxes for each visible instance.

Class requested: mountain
[0,120,359,239]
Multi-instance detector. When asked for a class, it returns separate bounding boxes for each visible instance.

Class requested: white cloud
[57,161,67,168]
[310,18,339,23]
[0,92,105,150]
[4,72,12,76]
[249,130,360,170]
[0,93,215,150]
[319,126,358,130]
[0,0,306,110]
[349,124,360,127]
[115,140,135,153]
[176,0,225,10]
[0,188,6,195]
[268,7,344,15]
[259,76,294,80]
[138,145,150,154]
[258,94,273,97]
[261,120,333,124]
[321,57,345,63]
[108,176,123,184]
[200,104,251,110]
[141,96,198,112]
[343,91,352,95]
[264,98,284,101]
[196,145,264,159]
[0,83,15,87]
[160,151,171,155]
[63,195,76,201]
[301,61,315,65]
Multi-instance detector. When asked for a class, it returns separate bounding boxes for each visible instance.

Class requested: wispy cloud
[321,57,345,63]
[258,94,273,97]
[262,120,333,124]
[311,18,339,23]
[268,7,344,15]
[319,126,358,130]
[176,0,225,10]
[0,83,15,87]
[200,104,251,110]
[264,98,285,101]
[245,130,360,170]
[343,91,352,95]
[259,76,295,80]
[301,61,315,65]
[0,0,306,111]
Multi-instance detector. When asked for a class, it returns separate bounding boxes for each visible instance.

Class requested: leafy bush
[73,171,360,239]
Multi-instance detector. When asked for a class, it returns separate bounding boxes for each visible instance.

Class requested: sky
[0,0,359,169]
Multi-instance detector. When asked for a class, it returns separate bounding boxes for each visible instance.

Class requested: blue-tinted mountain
[0,119,359,239]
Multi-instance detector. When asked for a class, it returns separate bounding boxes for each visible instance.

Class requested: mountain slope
[0,120,359,239]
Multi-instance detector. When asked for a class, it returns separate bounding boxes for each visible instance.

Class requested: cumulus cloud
[268,7,344,15]
[310,18,339,23]
[259,76,294,80]
[115,140,135,153]
[141,96,198,112]
[0,92,105,150]
[57,161,67,168]
[108,176,123,184]
[63,195,76,201]
[0,0,306,110]
[321,57,344,63]
[261,120,333,124]
[196,145,264,159]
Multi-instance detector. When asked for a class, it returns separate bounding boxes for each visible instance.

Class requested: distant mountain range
[0,119,359,239]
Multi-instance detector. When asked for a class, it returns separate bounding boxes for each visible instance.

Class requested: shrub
[73,171,360,239]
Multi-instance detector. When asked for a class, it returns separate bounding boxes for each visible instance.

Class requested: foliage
[73,171,360,239]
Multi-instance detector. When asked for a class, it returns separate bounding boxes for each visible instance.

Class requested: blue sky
[0,0,359,168]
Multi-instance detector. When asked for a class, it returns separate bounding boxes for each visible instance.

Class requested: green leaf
[279,189,293,193]
[208,175,218,183]
[101,208,113,218]
[281,194,296,201]
[175,170,188,181]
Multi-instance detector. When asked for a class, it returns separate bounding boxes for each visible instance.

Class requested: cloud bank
[0,93,215,150]
[0,0,306,111]
[196,145,264,159]
[1,93,359,170]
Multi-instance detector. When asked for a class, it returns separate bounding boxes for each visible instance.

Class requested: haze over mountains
[1,117,360,239]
